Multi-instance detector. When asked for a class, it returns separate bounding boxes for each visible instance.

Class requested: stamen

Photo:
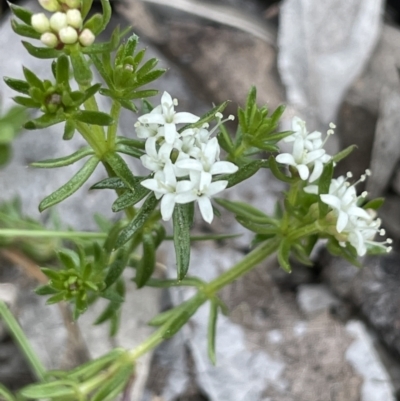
[228,115,235,121]
[173,99,178,106]
[365,169,371,176]
[387,247,393,253]
[346,172,353,178]
[361,191,368,198]
[329,122,336,129]
[379,229,385,236]
[215,112,223,119]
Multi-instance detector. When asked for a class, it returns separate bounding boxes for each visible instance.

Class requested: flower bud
[79,29,95,47]
[59,26,78,44]
[39,0,61,12]
[31,13,50,34]
[50,12,68,32]
[40,32,58,48]
[62,0,82,8]
[66,9,82,29]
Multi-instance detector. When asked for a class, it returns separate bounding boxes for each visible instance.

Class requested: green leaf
[115,143,144,158]
[100,287,124,303]
[81,0,94,19]
[56,54,70,85]
[24,114,65,130]
[57,249,80,271]
[4,77,30,95]
[214,198,277,225]
[277,239,292,272]
[332,145,357,163]
[236,217,278,235]
[82,83,102,104]
[74,110,113,126]
[83,13,103,34]
[112,185,150,212]
[8,2,33,25]
[46,292,67,304]
[98,0,112,35]
[104,248,129,288]
[135,232,156,288]
[245,86,257,126]
[39,156,100,211]
[35,285,58,296]
[22,41,61,59]
[12,96,40,108]
[226,160,267,188]
[19,381,76,399]
[173,203,193,280]
[123,89,159,100]
[134,69,166,88]
[363,197,384,210]
[146,277,205,288]
[91,363,134,401]
[40,267,60,281]
[148,304,185,327]
[89,54,114,88]
[184,101,229,131]
[31,147,94,168]
[104,152,137,190]
[91,177,127,190]
[269,155,296,183]
[63,119,76,140]
[11,19,41,39]
[70,51,92,86]
[318,162,334,219]
[116,193,159,248]
[208,300,218,365]
[23,67,43,90]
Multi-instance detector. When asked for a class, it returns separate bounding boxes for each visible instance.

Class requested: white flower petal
[164,123,178,144]
[160,193,176,221]
[206,180,228,196]
[309,160,323,183]
[173,112,200,124]
[175,159,203,171]
[304,185,319,194]
[198,196,214,223]
[276,153,296,166]
[139,113,165,125]
[210,161,238,175]
[336,211,349,233]
[175,192,197,204]
[297,164,310,180]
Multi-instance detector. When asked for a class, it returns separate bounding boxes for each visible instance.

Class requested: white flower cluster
[276,116,333,183]
[32,0,95,48]
[320,172,392,256]
[138,92,239,223]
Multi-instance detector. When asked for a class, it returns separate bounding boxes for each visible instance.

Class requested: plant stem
[75,121,107,156]
[0,229,107,240]
[205,237,280,293]
[0,301,46,381]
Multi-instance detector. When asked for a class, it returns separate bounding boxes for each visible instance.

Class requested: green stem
[287,221,322,242]
[205,236,280,293]
[75,121,107,156]
[0,301,46,381]
[107,101,121,148]
[0,229,107,240]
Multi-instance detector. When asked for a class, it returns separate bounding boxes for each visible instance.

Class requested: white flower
[31,13,50,33]
[40,32,58,48]
[66,9,82,29]
[140,137,172,172]
[175,171,228,223]
[141,161,193,221]
[175,137,238,176]
[59,26,78,44]
[277,117,332,182]
[135,122,161,140]
[138,92,200,144]
[79,28,96,47]
[50,12,68,32]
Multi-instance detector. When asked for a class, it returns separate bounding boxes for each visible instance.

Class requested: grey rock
[346,320,395,401]
[322,251,400,356]
[391,166,400,196]
[278,0,383,132]
[297,284,339,317]
[366,88,400,198]
[379,194,400,239]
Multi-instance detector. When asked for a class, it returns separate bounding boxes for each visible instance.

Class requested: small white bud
[40,32,58,48]
[59,26,78,44]
[78,28,95,47]
[50,12,68,32]
[31,13,50,34]
[66,9,82,29]
[63,0,82,7]
[39,0,61,12]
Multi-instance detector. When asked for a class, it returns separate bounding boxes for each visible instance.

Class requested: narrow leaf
[24,114,65,130]
[8,2,33,25]
[184,101,229,131]
[11,20,41,39]
[56,54,70,85]
[81,0,94,19]
[4,77,30,95]
[63,119,76,140]
[39,156,99,211]
[31,147,94,168]
[104,248,129,288]
[74,110,113,126]
[116,193,158,248]
[22,41,61,59]
[208,300,218,365]
[332,145,357,163]
[135,232,156,288]
[70,51,92,86]
[91,177,127,190]
[173,203,192,280]
[104,152,136,190]
[269,155,296,183]
[363,197,384,210]
[277,239,292,273]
